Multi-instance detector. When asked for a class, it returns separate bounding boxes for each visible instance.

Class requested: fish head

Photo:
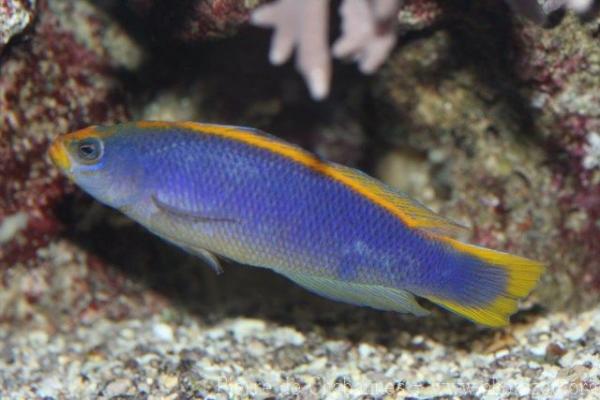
[49,125,146,209]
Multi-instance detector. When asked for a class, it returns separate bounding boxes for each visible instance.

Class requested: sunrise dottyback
[49,122,544,327]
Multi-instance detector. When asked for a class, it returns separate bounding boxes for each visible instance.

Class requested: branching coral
[545,0,595,13]
[252,0,597,100]
[333,0,402,74]
[506,0,595,22]
[251,0,331,99]
[252,0,402,99]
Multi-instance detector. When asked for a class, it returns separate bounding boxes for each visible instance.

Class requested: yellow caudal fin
[426,237,544,327]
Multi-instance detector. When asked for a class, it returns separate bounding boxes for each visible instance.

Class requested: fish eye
[75,137,103,163]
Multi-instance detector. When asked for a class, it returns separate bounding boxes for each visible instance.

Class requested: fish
[49,121,544,327]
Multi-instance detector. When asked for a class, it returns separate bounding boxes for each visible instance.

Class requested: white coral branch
[251,0,402,98]
[506,0,595,23]
[333,0,402,74]
[251,0,331,99]
[544,0,595,13]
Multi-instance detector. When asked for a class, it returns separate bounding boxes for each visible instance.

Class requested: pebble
[36,376,62,398]
[153,323,175,342]
[545,342,567,364]
[159,374,178,391]
[0,212,28,244]
[228,318,267,341]
[271,327,305,346]
[530,344,547,357]
[564,325,587,342]
[559,350,577,368]
[103,378,132,397]
[358,343,376,358]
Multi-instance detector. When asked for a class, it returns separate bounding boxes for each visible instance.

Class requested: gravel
[1,245,598,399]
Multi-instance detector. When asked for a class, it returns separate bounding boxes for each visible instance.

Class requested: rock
[0,0,36,54]
[128,0,265,43]
[516,14,600,301]
[0,0,138,268]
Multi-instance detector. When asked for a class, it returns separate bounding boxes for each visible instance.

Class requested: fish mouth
[48,138,72,171]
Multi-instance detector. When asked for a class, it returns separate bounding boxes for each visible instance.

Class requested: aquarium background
[0,0,599,398]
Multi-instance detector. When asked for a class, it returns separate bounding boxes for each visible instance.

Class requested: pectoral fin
[152,195,237,223]
[147,195,232,274]
[281,272,430,316]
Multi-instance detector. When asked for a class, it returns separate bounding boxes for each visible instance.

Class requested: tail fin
[425,237,544,327]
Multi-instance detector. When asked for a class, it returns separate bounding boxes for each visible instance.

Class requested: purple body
[96,125,506,308]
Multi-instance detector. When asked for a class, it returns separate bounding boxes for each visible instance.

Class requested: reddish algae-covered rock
[515,16,600,294]
[128,0,265,42]
[0,0,36,54]
[0,0,137,267]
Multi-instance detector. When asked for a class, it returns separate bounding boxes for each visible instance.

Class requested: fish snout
[49,138,72,171]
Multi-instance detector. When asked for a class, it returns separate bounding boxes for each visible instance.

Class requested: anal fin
[281,272,430,316]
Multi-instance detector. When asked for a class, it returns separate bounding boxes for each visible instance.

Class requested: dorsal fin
[331,165,469,237]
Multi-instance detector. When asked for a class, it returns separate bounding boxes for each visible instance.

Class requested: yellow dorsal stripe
[136,121,430,229]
